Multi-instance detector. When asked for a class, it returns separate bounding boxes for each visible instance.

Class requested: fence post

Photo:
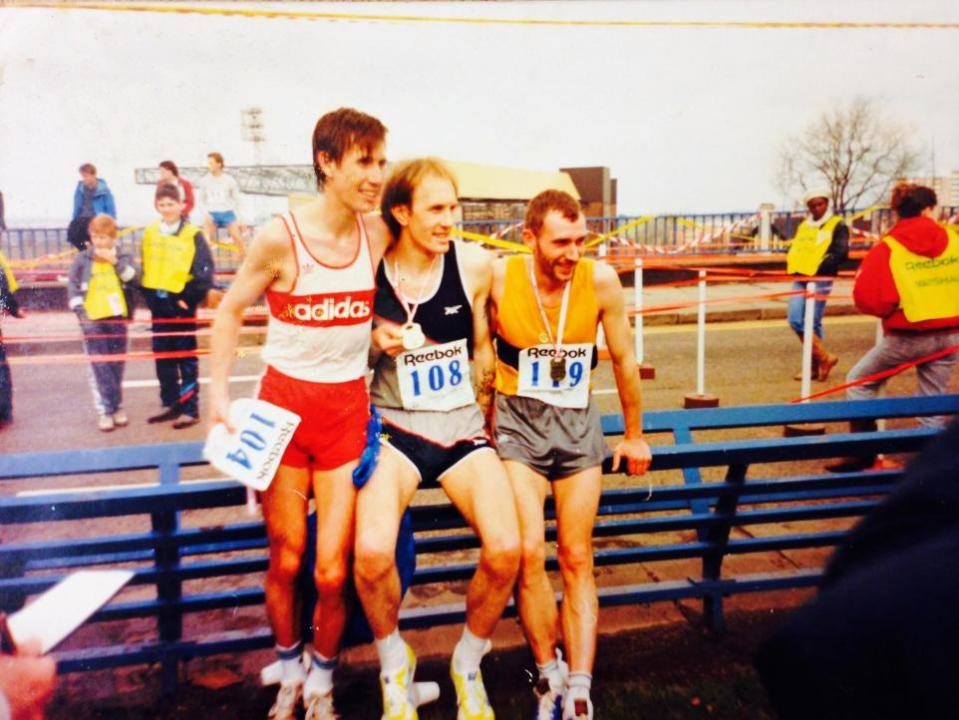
[152,461,183,694]
[701,463,749,633]
[758,203,775,251]
[784,282,827,436]
[683,270,719,408]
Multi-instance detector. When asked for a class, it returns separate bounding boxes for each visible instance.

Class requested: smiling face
[155,196,183,224]
[393,173,459,255]
[528,209,589,284]
[320,141,387,213]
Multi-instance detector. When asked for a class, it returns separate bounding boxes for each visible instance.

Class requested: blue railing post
[153,461,183,693]
[701,463,749,633]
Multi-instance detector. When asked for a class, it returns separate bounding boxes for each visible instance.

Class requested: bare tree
[776,98,920,211]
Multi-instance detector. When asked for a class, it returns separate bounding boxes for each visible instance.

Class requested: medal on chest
[550,356,567,382]
[392,253,438,353]
[401,322,426,350]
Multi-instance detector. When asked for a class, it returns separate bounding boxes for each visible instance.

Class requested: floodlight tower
[241,106,267,223]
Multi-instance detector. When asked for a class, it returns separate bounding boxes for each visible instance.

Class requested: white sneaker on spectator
[98,415,115,432]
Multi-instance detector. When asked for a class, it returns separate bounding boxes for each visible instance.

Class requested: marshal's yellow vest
[84,260,128,320]
[885,227,959,322]
[141,222,198,294]
[494,256,600,396]
[0,250,18,294]
[787,216,842,276]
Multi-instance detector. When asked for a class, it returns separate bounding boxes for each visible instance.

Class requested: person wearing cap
[785,187,849,381]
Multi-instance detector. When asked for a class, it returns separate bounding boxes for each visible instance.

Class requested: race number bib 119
[516,343,592,409]
[396,339,475,412]
[203,398,301,491]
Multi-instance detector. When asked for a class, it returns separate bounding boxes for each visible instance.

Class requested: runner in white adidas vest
[209,108,390,720]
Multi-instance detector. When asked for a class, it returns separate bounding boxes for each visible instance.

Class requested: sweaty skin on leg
[440,450,521,639]
[261,463,311,647]
[504,459,560,665]
[310,460,360,659]
[353,446,420,640]
[552,466,602,674]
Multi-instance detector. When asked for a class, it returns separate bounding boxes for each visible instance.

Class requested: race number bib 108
[397,338,475,412]
[203,398,302,491]
[516,343,592,409]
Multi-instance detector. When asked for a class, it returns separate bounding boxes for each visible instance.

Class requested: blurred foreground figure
[0,639,57,720]
[757,417,959,720]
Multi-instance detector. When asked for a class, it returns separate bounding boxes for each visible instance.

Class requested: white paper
[7,570,134,654]
[203,398,301,491]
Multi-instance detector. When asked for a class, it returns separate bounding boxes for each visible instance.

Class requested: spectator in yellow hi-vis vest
[827,183,959,472]
[786,187,849,382]
[68,214,138,432]
[0,247,24,427]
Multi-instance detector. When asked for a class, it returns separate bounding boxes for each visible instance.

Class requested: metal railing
[2,395,956,692]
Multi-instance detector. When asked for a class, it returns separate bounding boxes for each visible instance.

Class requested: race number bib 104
[203,398,302,491]
[517,343,592,409]
[396,338,475,412]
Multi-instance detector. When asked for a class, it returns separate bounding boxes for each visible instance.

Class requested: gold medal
[550,356,567,382]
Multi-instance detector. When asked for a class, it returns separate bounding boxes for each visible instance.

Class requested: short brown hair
[380,158,458,239]
[159,160,180,177]
[155,184,181,203]
[88,214,117,238]
[525,189,582,236]
[890,183,937,219]
[79,163,96,176]
[312,108,387,189]
[207,152,224,168]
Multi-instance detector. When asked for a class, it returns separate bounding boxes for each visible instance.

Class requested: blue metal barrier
[1,395,957,691]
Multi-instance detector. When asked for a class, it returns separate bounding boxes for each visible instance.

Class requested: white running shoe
[562,692,593,720]
[534,650,568,720]
[450,640,494,720]
[267,681,302,720]
[380,642,418,720]
[304,690,338,720]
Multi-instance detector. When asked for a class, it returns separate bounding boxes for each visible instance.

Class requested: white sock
[453,626,489,673]
[567,671,592,698]
[375,628,408,674]
[275,642,305,684]
[537,654,565,693]
[304,650,336,696]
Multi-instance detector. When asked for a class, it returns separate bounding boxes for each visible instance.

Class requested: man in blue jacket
[67,163,116,251]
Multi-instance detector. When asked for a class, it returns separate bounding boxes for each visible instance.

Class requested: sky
[1,0,958,226]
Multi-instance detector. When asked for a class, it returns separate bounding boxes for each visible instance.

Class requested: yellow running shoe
[380,642,418,720]
[450,658,495,719]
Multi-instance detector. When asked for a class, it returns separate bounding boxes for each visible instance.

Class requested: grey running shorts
[493,393,607,480]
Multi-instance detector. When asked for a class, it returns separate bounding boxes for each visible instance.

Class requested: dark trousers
[82,319,127,416]
[67,217,92,251]
[152,312,198,418]
[0,334,11,424]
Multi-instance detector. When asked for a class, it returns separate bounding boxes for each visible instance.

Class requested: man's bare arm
[595,262,652,475]
[208,221,287,429]
[463,243,497,426]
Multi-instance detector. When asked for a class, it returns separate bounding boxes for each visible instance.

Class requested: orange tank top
[494,255,600,396]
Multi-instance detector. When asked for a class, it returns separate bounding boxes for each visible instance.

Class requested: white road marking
[123,374,260,389]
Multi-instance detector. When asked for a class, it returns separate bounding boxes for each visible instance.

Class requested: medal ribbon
[392,254,438,326]
[528,257,571,359]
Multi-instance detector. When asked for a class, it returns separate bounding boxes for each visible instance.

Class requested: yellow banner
[453,228,529,253]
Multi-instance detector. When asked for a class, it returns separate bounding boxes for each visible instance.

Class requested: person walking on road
[0,248,23,427]
[827,183,959,472]
[68,163,116,251]
[490,189,652,720]
[209,107,390,720]
[785,187,848,381]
